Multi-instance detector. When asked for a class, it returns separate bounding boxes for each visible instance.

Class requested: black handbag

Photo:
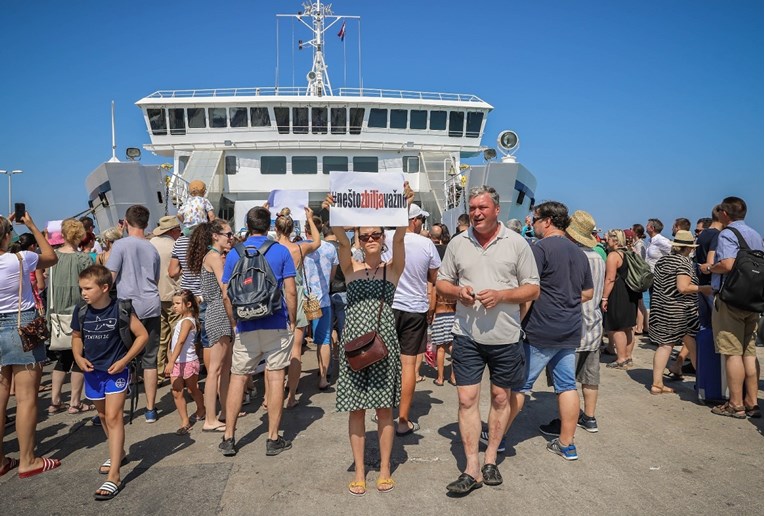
[15,253,48,352]
[344,266,389,371]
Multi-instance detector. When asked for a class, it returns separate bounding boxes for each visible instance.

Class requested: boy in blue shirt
[72,265,148,501]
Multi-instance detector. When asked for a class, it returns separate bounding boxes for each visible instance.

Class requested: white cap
[409,203,430,219]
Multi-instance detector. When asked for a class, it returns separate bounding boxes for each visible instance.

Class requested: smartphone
[14,203,25,223]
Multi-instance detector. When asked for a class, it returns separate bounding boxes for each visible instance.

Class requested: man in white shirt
[389,204,441,437]
[644,218,672,272]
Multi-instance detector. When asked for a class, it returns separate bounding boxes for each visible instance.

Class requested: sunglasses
[532,215,545,224]
[358,232,383,243]
[217,231,234,238]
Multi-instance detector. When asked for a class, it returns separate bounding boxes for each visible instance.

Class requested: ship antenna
[108,100,119,163]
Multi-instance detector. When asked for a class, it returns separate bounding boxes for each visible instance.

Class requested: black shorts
[393,309,428,356]
[452,335,525,390]
[139,316,161,370]
[53,349,83,374]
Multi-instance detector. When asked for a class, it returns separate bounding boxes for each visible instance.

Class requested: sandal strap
[97,481,120,494]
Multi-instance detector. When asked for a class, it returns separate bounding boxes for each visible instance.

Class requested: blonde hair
[606,229,627,248]
[61,218,86,247]
[189,180,207,196]
[101,226,123,243]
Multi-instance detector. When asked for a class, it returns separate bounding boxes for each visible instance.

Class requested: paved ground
[1,337,762,515]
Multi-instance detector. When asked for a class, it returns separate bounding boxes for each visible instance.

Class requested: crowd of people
[0,181,761,500]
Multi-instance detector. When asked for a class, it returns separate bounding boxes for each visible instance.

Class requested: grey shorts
[575,349,600,386]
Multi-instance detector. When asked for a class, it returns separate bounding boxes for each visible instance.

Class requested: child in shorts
[176,180,215,235]
[71,265,148,501]
[164,289,205,435]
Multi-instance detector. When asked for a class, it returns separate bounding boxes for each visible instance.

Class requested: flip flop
[0,457,19,477]
[416,376,426,383]
[202,424,226,433]
[189,413,206,424]
[433,379,444,386]
[395,421,420,437]
[377,477,395,493]
[94,480,122,501]
[99,455,127,474]
[68,402,96,414]
[348,480,366,496]
[18,457,61,479]
[176,424,192,436]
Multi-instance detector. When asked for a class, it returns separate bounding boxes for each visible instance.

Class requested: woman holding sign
[324,182,413,496]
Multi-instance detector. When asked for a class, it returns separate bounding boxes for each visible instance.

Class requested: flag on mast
[337,20,346,41]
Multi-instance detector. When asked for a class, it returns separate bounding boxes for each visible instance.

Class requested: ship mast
[279,1,357,97]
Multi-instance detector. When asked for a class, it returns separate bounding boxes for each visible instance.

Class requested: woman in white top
[0,212,60,478]
[632,223,649,335]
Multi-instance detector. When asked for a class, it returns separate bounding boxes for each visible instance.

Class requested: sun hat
[565,210,598,248]
[46,220,64,246]
[671,230,697,247]
[409,204,430,220]
[152,215,181,236]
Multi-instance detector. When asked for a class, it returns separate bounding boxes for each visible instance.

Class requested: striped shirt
[577,246,605,352]
[171,235,202,297]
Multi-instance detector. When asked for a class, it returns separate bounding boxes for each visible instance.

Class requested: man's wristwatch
[705,264,712,273]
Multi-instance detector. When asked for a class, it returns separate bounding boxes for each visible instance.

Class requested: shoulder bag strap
[16,253,23,329]
[724,227,750,252]
[374,265,386,331]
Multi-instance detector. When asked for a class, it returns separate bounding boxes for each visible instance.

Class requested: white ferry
[86,1,537,232]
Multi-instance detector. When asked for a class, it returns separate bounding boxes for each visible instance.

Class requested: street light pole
[0,169,23,215]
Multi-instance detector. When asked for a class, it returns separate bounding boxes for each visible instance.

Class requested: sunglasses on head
[359,232,383,243]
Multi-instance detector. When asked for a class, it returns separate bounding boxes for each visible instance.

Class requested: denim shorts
[521,342,576,394]
[84,369,130,400]
[311,305,333,345]
[199,301,211,349]
[0,309,47,368]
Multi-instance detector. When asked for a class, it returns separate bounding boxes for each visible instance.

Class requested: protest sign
[267,190,309,222]
[329,171,408,227]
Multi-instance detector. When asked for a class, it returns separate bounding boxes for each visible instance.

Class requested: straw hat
[671,230,697,248]
[565,210,598,248]
[152,215,181,236]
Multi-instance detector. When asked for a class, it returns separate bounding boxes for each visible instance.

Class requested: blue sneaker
[546,438,578,460]
[145,409,158,423]
[479,429,507,454]
[91,415,102,427]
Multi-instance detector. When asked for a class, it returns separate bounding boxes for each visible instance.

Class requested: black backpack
[718,227,764,313]
[77,298,140,423]
[227,241,282,321]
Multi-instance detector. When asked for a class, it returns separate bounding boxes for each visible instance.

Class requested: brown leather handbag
[344,267,389,371]
[15,253,49,352]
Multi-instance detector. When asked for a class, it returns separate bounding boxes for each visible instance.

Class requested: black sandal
[446,473,483,495]
[481,463,503,486]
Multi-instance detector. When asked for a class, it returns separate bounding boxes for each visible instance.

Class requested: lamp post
[0,169,23,215]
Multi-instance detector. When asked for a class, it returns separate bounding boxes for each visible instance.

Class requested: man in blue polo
[219,206,297,456]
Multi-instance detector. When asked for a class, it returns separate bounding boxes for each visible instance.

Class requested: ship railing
[166,172,190,209]
[144,87,485,103]
[444,167,469,211]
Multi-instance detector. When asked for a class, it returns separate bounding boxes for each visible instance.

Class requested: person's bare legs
[317,344,331,389]
[484,384,512,466]
[170,376,189,428]
[203,342,226,430]
[185,375,206,419]
[348,409,366,492]
[397,354,418,433]
[143,368,157,411]
[624,328,636,361]
[724,355,745,407]
[265,368,286,439]
[49,369,66,410]
[415,353,425,381]
[609,330,629,364]
[637,299,649,333]
[375,407,394,481]
[69,371,85,408]
[557,390,579,446]
[0,366,11,468]
[581,384,598,417]
[743,355,760,408]
[98,390,126,492]
[13,364,47,474]
[506,391,527,432]
[683,335,697,370]
[652,344,673,390]
[456,383,482,480]
[223,373,247,441]
[286,326,306,407]
[435,345,446,384]
[217,337,233,421]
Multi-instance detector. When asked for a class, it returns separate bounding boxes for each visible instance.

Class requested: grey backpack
[227,241,282,321]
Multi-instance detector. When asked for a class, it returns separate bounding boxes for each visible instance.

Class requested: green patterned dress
[336,277,401,412]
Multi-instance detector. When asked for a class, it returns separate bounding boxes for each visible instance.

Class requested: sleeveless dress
[604,251,640,331]
[200,267,232,345]
[336,277,401,412]
[648,254,700,344]
[294,260,309,329]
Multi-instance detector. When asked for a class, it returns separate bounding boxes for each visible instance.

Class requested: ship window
[353,157,378,173]
[410,110,427,130]
[330,108,346,134]
[292,156,318,174]
[403,156,420,173]
[169,108,186,135]
[187,108,206,129]
[312,107,328,134]
[225,155,237,175]
[261,156,287,174]
[209,108,227,128]
[368,108,387,128]
[292,107,309,134]
[323,156,348,174]
[430,110,447,130]
[466,112,484,138]
[349,108,365,135]
[390,109,408,129]
[229,107,248,128]
[147,109,167,135]
[274,107,290,134]
[250,107,271,127]
[448,111,465,137]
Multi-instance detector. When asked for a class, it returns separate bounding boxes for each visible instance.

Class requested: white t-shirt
[0,251,39,313]
[645,233,672,272]
[170,316,198,363]
[391,232,441,313]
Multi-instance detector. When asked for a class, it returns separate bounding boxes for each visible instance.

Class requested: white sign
[329,171,408,227]
[267,190,309,222]
[233,201,262,232]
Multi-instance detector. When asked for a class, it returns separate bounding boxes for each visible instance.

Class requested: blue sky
[0,0,761,234]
